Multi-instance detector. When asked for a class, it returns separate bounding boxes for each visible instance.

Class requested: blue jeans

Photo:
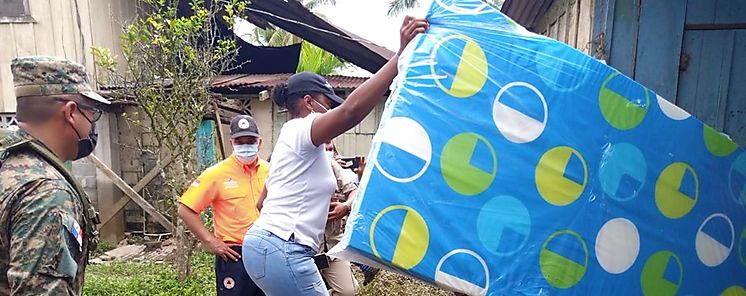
[243,226,328,296]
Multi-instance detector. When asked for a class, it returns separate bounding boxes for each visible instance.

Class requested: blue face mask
[233,144,259,163]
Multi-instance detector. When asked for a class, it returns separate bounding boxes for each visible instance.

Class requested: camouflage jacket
[0,129,89,296]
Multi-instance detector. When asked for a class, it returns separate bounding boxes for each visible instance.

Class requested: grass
[84,250,450,296]
[355,269,451,296]
[84,251,216,296]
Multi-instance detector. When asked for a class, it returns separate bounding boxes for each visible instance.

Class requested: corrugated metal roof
[212,73,368,90]
[501,0,555,30]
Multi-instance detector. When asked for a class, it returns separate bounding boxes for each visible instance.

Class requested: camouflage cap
[11,56,110,105]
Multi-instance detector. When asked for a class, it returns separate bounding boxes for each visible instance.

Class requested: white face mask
[325,150,335,161]
[234,144,259,164]
[312,99,329,113]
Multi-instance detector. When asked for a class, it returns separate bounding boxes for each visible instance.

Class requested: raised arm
[310,17,429,146]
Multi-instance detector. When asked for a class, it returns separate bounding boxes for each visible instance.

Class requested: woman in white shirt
[242,16,429,296]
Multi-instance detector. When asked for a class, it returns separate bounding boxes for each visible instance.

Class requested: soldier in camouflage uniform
[0,56,108,295]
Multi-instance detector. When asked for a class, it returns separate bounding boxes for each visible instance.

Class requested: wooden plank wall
[0,0,137,241]
[675,0,746,146]
[598,0,746,101]
[534,0,595,54]
[599,0,746,146]
[250,96,385,160]
[336,101,384,157]
[251,97,275,159]
[514,0,745,148]
[600,0,686,101]
[0,0,137,112]
[527,0,745,147]
[631,0,686,101]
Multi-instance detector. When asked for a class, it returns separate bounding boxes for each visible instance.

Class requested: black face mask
[71,111,98,160]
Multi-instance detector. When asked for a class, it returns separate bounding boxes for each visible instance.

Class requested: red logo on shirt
[223,277,235,289]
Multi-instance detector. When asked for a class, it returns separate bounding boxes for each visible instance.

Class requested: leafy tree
[92,0,249,280]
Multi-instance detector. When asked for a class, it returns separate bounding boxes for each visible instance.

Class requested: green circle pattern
[539,230,589,289]
[704,125,739,157]
[599,72,651,130]
[641,251,683,296]
[441,132,497,196]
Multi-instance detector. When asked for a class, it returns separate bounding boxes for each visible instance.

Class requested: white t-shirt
[253,113,336,251]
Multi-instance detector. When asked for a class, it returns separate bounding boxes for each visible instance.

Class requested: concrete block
[119,149,142,169]
[81,177,98,189]
[142,132,157,147]
[72,163,97,178]
[122,172,140,186]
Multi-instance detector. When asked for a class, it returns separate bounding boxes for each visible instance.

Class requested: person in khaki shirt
[318,142,359,296]
[178,115,268,296]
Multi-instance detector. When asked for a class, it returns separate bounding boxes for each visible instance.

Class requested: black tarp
[175,0,301,74]
[245,0,395,73]
[174,0,394,74]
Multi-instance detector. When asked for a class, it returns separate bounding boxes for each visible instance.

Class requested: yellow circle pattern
[430,34,489,98]
[722,286,746,296]
[535,146,588,206]
[655,162,699,219]
[370,205,430,270]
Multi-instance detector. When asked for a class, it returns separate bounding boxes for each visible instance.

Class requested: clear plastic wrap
[328,0,746,295]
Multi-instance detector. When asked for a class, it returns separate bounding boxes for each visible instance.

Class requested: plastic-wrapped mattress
[330,0,746,294]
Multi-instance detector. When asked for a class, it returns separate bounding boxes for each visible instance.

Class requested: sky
[315,0,434,76]
[316,0,432,52]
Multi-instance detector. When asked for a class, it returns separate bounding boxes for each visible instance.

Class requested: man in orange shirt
[178,115,268,296]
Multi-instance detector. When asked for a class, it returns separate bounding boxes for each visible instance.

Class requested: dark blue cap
[287,72,345,105]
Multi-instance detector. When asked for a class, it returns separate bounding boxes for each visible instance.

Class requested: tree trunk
[175,218,193,281]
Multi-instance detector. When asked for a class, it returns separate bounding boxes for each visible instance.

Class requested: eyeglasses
[80,104,103,122]
[54,97,103,122]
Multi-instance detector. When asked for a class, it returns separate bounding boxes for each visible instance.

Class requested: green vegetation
[84,251,215,296]
[84,250,450,296]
